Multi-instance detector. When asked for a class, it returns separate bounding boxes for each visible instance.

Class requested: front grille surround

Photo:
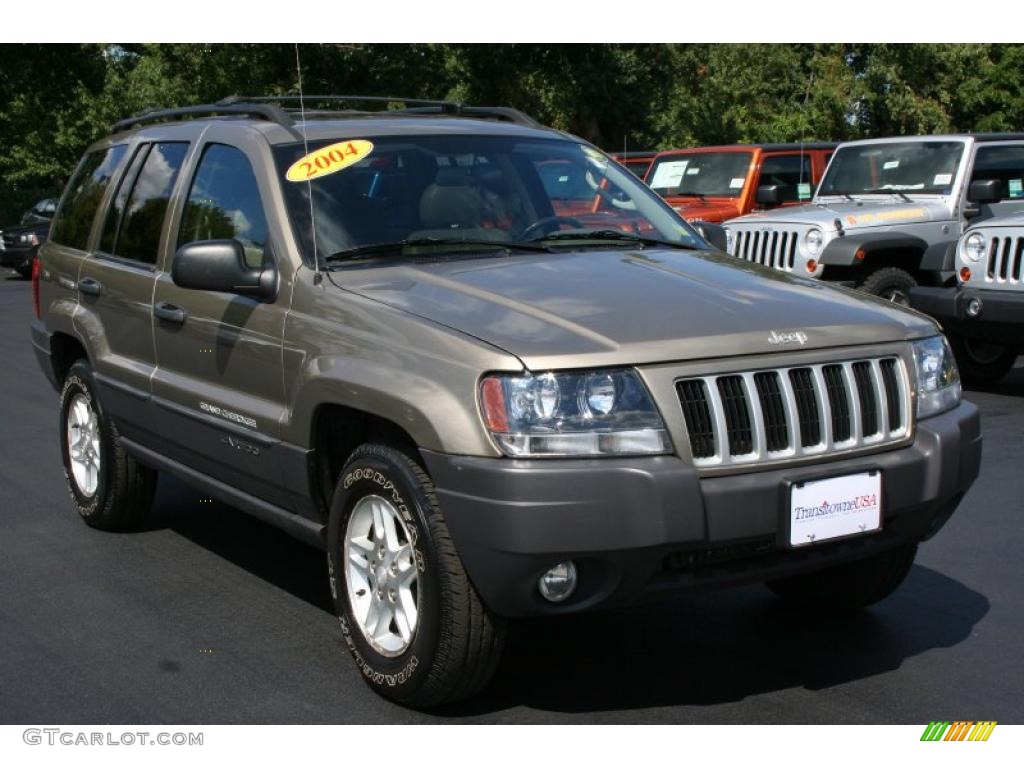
[977,231,1024,287]
[675,356,911,468]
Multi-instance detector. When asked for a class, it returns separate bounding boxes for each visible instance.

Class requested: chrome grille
[731,228,800,271]
[676,356,910,468]
[984,234,1024,284]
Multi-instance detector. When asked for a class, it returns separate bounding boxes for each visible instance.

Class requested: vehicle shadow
[148,473,988,718]
[962,361,1024,397]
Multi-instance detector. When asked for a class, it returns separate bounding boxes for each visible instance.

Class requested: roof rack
[112,95,543,136]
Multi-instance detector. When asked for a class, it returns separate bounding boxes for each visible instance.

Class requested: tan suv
[30,97,980,707]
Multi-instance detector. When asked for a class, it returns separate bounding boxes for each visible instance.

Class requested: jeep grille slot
[717,375,754,456]
[984,234,1024,284]
[677,379,716,459]
[754,372,789,452]
[789,368,821,447]
[676,356,910,468]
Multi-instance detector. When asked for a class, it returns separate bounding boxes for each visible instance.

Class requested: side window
[103,142,189,265]
[51,145,128,250]
[178,144,269,268]
[760,155,814,203]
[971,145,1024,200]
[99,144,150,255]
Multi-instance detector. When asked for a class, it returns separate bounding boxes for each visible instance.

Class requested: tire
[857,266,917,305]
[947,333,1019,385]
[766,543,917,610]
[59,359,156,530]
[326,443,506,707]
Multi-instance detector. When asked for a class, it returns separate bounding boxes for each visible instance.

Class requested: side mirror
[967,178,1005,204]
[755,184,782,206]
[172,239,276,299]
[695,221,728,252]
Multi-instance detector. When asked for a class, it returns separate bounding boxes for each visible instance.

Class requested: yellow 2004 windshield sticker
[286,140,374,182]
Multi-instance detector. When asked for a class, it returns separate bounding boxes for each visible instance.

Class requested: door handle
[153,301,187,324]
[77,277,103,297]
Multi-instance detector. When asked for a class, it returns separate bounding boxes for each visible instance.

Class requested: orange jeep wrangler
[646,143,836,223]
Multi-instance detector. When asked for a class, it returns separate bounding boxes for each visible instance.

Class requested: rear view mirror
[755,184,782,206]
[967,179,1005,204]
[172,239,276,299]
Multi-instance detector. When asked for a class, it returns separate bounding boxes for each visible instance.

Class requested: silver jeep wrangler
[722,134,1024,304]
[910,212,1024,383]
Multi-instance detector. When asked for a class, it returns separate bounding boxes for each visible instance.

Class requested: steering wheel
[518,215,584,241]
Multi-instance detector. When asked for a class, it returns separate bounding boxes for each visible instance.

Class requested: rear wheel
[947,334,1018,385]
[59,359,156,530]
[326,443,506,707]
[766,543,917,610]
[857,266,917,305]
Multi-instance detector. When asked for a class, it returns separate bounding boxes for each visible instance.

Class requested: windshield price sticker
[933,173,953,185]
[286,140,374,182]
[883,160,900,170]
[729,177,745,189]
[798,182,811,199]
[650,160,689,189]
[686,167,700,175]
[1010,179,1023,198]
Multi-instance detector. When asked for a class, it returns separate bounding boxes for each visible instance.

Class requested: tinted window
[104,142,189,265]
[760,154,814,202]
[179,144,269,268]
[99,144,149,254]
[648,152,753,198]
[819,141,964,197]
[971,145,1024,200]
[51,145,128,250]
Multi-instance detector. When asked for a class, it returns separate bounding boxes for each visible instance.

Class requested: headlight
[21,233,39,246]
[804,228,824,257]
[911,336,961,419]
[963,232,986,263]
[479,369,671,457]
[724,227,735,253]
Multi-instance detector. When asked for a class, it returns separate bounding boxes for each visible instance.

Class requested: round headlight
[804,228,824,257]
[579,373,617,416]
[532,374,560,419]
[963,232,986,263]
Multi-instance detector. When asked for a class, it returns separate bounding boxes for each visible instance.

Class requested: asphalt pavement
[1,268,1021,724]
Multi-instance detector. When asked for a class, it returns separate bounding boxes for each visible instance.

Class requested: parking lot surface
[1,269,1021,724]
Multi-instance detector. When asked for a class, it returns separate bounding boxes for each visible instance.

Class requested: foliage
[2,43,1023,222]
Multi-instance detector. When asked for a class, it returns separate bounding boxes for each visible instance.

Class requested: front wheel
[857,266,917,306]
[326,443,506,707]
[766,543,917,610]
[947,334,1019,385]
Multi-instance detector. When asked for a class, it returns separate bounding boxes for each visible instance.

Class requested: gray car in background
[30,98,980,707]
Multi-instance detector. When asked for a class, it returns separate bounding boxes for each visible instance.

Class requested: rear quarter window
[50,145,129,251]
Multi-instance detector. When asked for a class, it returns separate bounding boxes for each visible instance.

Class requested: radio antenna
[295,44,322,285]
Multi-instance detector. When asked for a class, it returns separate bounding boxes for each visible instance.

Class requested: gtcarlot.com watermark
[23,728,203,746]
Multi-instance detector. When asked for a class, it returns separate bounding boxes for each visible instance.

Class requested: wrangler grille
[984,234,1024,284]
[730,228,800,271]
[676,356,910,468]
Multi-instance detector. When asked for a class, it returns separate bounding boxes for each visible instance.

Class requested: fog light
[966,297,983,318]
[538,561,577,603]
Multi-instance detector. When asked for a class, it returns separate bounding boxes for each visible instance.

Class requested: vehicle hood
[663,197,743,224]
[728,199,948,233]
[334,248,938,370]
[3,220,50,237]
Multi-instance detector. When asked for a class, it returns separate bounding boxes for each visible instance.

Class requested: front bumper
[911,285,1024,346]
[423,401,981,617]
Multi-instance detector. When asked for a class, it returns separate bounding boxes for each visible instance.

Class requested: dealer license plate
[788,471,882,548]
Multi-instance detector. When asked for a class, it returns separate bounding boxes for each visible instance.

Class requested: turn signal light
[31,256,41,319]
[806,259,818,273]
[959,266,972,283]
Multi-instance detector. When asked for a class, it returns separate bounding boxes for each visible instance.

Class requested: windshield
[272,135,701,260]
[818,141,964,197]
[647,152,753,198]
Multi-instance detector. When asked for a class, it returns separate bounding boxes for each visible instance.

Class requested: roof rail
[221,95,542,128]
[112,103,299,137]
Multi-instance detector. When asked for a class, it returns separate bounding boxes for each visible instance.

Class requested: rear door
[75,140,191,444]
[149,131,293,507]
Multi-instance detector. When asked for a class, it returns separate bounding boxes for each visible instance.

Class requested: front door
[150,138,291,507]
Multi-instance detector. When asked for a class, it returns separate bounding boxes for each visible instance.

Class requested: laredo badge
[286,140,374,182]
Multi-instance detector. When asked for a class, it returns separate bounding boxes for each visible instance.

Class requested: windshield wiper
[863,188,914,202]
[324,237,552,263]
[527,229,700,250]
